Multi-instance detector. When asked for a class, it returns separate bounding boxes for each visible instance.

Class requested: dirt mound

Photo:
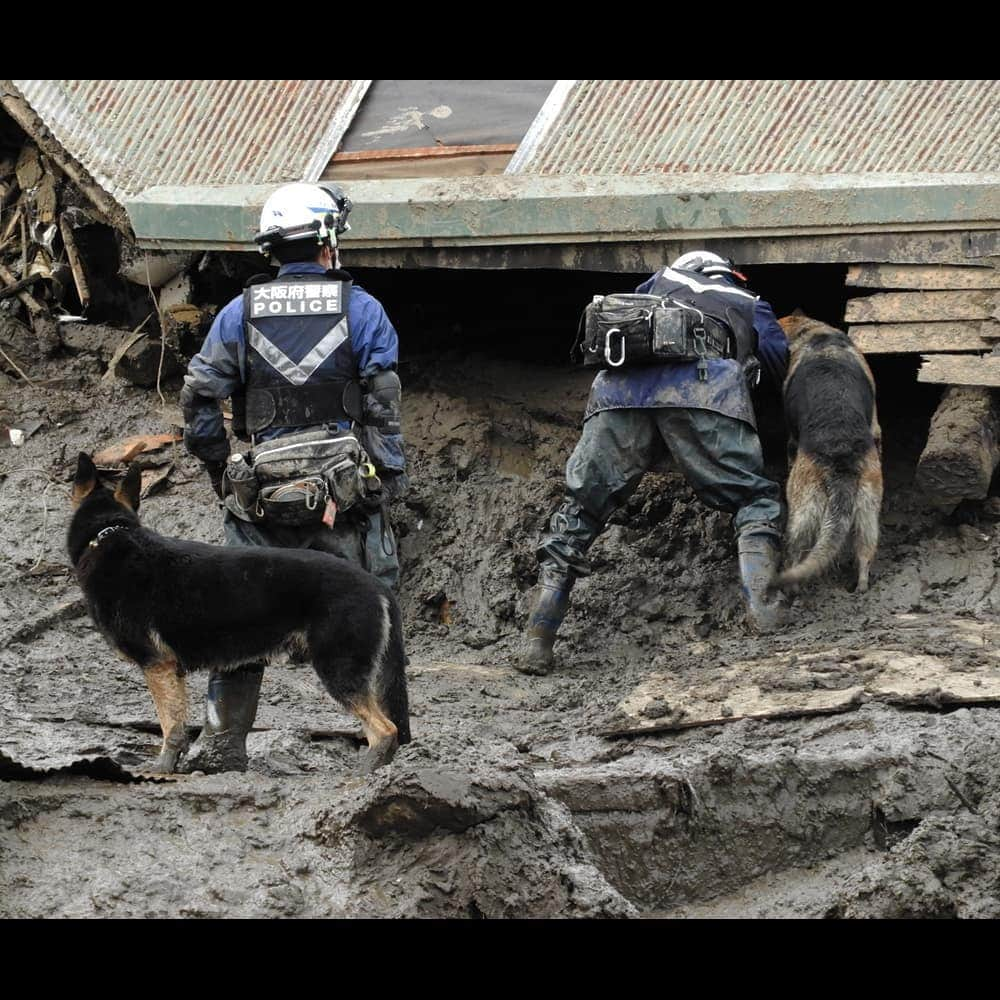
[3,348,1000,917]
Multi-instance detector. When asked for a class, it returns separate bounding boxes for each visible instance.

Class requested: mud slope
[3,351,1000,917]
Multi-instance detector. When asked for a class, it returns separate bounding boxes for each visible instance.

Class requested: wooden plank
[325,150,514,180]
[849,321,1000,354]
[603,641,1000,738]
[918,355,1000,387]
[846,290,999,324]
[847,264,1000,290]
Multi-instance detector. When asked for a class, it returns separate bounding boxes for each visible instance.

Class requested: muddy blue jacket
[181,262,401,470]
[584,269,788,428]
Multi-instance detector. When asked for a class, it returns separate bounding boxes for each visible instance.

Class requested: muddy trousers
[180,506,400,773]
[537,406,783,579]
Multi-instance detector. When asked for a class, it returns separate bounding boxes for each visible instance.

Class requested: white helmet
[672,251,746,283]
[254,182,352,256]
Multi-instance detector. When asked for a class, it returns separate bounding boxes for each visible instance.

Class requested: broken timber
[847,263,1000,362]
[850,321,1000,354]
[918,355,1000,388]
[847,264,1000,290]
[846,290,1000,324]
[915,386,1000,508]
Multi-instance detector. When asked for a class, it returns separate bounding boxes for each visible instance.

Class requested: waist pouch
[578,293,733,372]
[243,428,381,523]
[258,476,328,526]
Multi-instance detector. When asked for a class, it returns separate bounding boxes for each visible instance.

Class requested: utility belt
[576,293,736,381]
[221,427,382,528]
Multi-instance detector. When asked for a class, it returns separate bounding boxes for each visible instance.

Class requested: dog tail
[775,470,856,588]
[382,595,411,746]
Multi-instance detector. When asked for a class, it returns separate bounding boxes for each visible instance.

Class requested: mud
[3,343,1000,918]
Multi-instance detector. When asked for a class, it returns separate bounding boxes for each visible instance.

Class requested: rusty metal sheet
[604,618,1000,737]
[509,80,1000,177]
[9,80,371,207]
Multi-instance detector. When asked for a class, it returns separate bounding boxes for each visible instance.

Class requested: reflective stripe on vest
[247,317,350,386]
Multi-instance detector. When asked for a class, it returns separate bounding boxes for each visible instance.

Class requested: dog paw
[146,749,181,774]
[359,739,398,774]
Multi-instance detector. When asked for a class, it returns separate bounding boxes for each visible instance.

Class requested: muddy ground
[3,339,1000,918]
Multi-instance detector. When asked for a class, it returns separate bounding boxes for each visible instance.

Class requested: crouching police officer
[518,251,788,676]
[179,182,408,772]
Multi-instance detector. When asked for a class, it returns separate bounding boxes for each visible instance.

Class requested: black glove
[204,460,226,500]
[380,469,410,501]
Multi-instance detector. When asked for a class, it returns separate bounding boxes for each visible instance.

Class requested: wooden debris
[0,259,44,317]
[140,462,173,499]
[93,433,181,466]
[35,169,58,223]
[0,85,132,236]
[0,204,21,245]
[0,270,43,300]
[847,263,1000,290]
[605,636,1000,738]
[918,355,1000,388]
[116,336,183,388]
[100,317,152,383]
[915,386,1000,507]
[14,142,43,190]
[0,597,87,647]
[58,215,90,308]
[846,290,999,324]
[850,321,1000,354]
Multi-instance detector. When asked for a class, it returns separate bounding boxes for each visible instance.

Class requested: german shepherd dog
[67,453,410,774]
[775,312,883,593]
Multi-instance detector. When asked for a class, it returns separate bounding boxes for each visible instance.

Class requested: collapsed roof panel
[8,80,372,204]
[127,173,1000,252]
[507,80,1000,175]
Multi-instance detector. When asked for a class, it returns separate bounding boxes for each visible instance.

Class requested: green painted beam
[126,173,1000,252]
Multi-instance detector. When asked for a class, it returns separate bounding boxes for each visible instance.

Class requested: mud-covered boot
[738,532,787,634]
[180,664,264,773]
[516,567,574,676]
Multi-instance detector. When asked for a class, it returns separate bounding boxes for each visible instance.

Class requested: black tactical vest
[240,270,361,435]
[647,267,758,363]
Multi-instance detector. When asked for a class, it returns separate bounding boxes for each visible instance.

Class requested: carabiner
[605,328,627,367]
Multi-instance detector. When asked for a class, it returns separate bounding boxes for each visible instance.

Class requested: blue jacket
[583,270,788,428]
[182,262,400,463]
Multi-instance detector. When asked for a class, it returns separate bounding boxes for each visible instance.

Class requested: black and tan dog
[67,453,410,774]
[775,312,883,593]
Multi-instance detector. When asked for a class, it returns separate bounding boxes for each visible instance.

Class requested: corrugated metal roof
[10,80,371,203]
[507,80,1000,176]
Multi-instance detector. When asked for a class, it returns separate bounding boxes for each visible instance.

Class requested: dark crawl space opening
[352,262,944,474]
[189,257,946,481]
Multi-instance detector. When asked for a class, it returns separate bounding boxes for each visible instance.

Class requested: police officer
[179,182,407,771]
[518,251,788,676]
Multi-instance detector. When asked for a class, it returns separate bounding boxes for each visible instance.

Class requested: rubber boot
[180,664,265,773]
[738,532,787,634]
[516,566,574,676]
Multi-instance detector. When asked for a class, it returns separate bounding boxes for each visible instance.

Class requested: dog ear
[791,307,806,317]
[114,462,142,512]
[72,452,98,505]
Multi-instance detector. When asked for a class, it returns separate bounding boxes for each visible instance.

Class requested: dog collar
[88,524,128,549]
